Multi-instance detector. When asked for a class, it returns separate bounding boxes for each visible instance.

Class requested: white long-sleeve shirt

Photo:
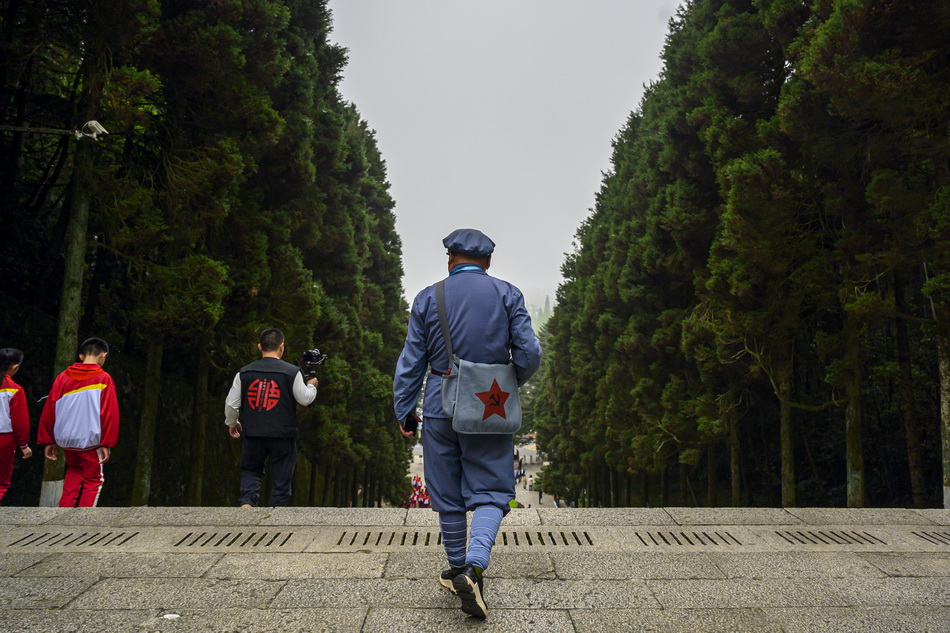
[224,371,317,427]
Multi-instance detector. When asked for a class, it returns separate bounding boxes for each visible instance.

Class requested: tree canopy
[533,0,950,508]
[0,0,411,507]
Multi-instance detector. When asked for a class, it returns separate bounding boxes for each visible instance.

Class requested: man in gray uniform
[225,329,318,507]
[393,228,541,618]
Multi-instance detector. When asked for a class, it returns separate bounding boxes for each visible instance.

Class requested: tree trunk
[777,359,796,507]
[660,464,669,506]
[893,273,927,508]
[186,350,209,506]
[678,461,688,506]
[321,460,333,506]
[938,324,950,509]
[309,457,320,506]
[730,412,741,507]
[844,320,866,508]
[707,444,717,507]
[131,339,163,506]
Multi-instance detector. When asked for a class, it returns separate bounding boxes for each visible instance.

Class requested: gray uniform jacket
[393,265,542,422]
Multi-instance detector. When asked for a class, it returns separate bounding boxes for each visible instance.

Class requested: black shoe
[452,564,487,618]
[439,568,461,592]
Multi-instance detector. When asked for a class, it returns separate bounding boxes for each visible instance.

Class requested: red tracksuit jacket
[38,364,119,450]
[0,374,30,448]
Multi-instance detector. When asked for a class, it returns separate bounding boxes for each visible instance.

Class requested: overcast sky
[327,1,679,308]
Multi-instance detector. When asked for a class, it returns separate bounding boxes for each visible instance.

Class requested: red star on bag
[475,379,510,420]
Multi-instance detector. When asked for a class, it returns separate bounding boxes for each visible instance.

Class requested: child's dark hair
[78,337,109,358]
[259,329,284,352]
[0,348,24,373]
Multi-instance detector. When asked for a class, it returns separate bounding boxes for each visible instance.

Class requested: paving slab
[384,551,555,582]
[17,552,222,578]
[0,609,153,633]
[272,578,455,609]
[0,576,98,609]
[487,578,660,610]
[68,577,286,610]
[823,577,950,606]
[363,607,575,632]
[706,551,887,579]
[858,552,950,577]
[41,507,134,526]
[207,552,386,579]
[120,506,273,526]
[140,608,367,633]
[646,578,853,609]
[916,509,950,525]
[764,606,950,633]
[538,508,674,525]
[0,507,68,525]
[786,508,936,525]
[551,551,724,580]
[261,508,406,526]
[666,507,802,525]
[404,508,542,527]
[571,607,782,633]
[0,552,49,576]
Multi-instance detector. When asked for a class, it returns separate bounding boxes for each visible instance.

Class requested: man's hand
[229,422,242,439]
[98,447,111,464]
[44,445,58,461]
[306,377,319,389]
[20,446,32,459]
[399,412,421,438]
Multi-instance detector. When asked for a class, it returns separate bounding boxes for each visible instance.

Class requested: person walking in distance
[225,329,318,507]
[38,338,119,507]
[393,229,542,618]
[0,348,32,502]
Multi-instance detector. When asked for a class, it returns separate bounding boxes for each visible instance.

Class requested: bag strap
[434,280,454,370]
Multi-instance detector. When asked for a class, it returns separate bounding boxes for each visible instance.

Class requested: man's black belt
[430,368,447,377]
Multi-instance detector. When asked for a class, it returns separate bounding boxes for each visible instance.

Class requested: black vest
[239,357,300,439]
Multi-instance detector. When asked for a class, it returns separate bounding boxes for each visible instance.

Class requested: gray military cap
[443,228,495,257]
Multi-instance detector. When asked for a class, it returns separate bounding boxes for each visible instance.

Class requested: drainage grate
[7,531,138,548]
[499,530,594,547]
[912,531,950,546]
[775,530,886,546]
[174,531,294,548]
[337,531,441,548]
[634,531,741,547]
[332,529,594,548]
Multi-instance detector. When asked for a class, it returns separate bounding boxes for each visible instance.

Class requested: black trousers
[239,436,297,507]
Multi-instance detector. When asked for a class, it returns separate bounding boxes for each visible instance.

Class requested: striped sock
[466,505,503,571]
[438,511,467,569]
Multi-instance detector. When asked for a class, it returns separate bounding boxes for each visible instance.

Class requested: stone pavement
[0,506,949,632]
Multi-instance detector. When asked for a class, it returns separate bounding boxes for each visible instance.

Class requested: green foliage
[535,0,949,508]
[0,0,410,506]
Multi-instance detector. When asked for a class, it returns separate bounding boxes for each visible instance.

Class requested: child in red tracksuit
[38,338,119,507]
[0,348,32,502]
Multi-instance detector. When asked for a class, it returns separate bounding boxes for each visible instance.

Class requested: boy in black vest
[225,329,318,506]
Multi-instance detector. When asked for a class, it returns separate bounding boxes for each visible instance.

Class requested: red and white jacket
[0,374,30,449]
[38,364,119,450]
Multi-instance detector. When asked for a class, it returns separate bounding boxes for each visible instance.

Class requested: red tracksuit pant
[60,448,105,507]
[0,433,16,503]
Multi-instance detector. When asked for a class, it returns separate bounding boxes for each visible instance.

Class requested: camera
[298,348,328,379]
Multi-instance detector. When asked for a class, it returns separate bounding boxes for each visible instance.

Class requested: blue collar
[450,264,484,276]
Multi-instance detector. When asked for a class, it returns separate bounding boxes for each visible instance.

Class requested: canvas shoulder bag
[435,280,522,434]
